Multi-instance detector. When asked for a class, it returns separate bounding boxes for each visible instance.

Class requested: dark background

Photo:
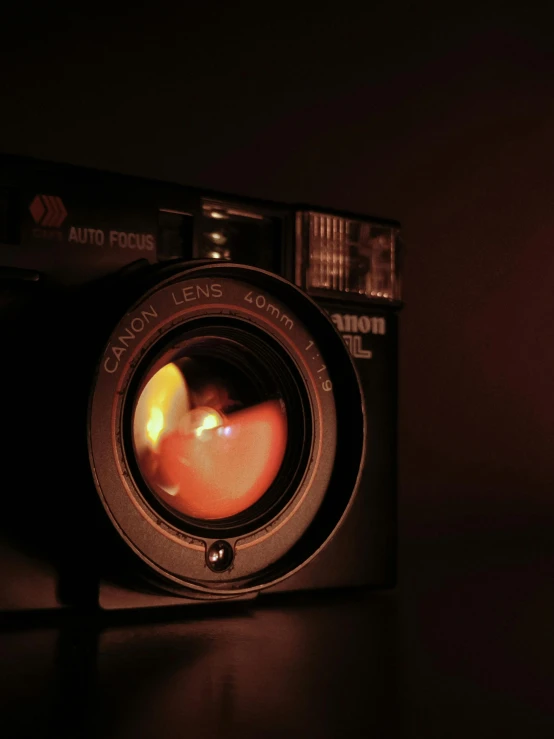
[2,3,554,737]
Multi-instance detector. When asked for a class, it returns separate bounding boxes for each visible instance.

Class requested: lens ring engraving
[89,263,364,596]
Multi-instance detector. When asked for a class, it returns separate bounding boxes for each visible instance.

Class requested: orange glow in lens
[133,363,190,452]
[151,400,287,519]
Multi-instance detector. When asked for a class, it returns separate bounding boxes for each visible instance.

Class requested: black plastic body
[0,155,400,614]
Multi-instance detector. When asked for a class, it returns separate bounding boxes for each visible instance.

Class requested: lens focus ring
[88,262,364,596]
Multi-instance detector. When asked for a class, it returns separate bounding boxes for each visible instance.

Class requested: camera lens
[89,262,364,595]
[131,330,291,522]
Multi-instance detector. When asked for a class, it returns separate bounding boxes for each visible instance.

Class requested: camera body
[0,156,401,614]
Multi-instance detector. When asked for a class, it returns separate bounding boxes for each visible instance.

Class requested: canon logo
[330,314,386,335]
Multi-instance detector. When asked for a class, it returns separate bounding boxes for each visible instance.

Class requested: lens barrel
[88,262,364,597]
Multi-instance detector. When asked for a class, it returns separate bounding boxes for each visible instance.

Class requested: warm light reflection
[146,407,164,444]
[133,363,190,453]
[133,362,288,520]
[154,399,287,518]
[195,410,221,436]
[176,407,225,439]
[149,399,287,519]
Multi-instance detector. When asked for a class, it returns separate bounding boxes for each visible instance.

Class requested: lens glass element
[131,334,289,521]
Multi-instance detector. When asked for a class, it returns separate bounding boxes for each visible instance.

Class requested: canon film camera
[0,156,402,613]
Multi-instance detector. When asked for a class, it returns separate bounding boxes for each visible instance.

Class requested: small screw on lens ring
[207,540,234,572]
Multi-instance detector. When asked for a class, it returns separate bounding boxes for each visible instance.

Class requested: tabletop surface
[2,534,553,739]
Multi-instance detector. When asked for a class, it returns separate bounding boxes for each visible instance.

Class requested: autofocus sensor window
[130,327,303,525]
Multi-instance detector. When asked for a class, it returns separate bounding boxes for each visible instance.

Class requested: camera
[0,155,402,613]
